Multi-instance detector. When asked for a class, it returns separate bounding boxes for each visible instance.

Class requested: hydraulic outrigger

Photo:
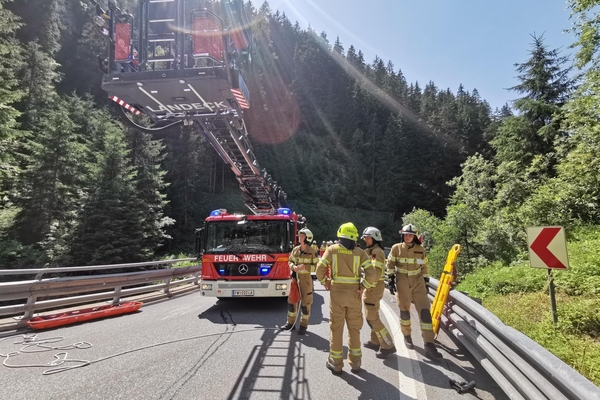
[93,0,286,215]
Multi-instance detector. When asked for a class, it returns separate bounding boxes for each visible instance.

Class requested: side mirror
[195,227,205,256]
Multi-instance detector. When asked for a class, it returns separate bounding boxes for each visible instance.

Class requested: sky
[266,0,576,110]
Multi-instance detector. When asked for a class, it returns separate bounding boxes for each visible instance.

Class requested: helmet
[337,222,359,241]
[361,226,383,242]
[400,224,418,236]
[400,224,421,244]
[312,240,316,245]
[298,228,313,244]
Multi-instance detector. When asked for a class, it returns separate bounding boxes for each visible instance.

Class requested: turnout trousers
[363,282,394,349]
[287,273,314,327]
[328,284,363,371]
[395,274,435,343]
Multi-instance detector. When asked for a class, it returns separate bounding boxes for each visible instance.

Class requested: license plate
[232,290,254,297]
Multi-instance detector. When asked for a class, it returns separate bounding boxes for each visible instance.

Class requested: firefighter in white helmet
[316,222,378,375]
[280,228,319,335]
[387,224,442,358]
[361,227,396,359]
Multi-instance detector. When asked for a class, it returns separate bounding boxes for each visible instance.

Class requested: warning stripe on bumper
[109,95,142,115]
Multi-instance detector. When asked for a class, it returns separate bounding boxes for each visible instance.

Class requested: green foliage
[483,292,600,385]
[0,0,24,196]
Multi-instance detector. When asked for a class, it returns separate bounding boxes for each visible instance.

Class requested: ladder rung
[149,19,175,23]
[148,33,175,42]
[149,0,174,3]
[147,57,175,62]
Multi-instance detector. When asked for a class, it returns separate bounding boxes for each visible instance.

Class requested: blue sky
[266,0,576,110]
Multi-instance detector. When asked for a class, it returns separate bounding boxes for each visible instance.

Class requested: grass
[482,292,600,385]
[454,225,600,386]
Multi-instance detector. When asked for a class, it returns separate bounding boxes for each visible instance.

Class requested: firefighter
[387,224,442,358]
[311,240,319,254]
[280,228,319,335]
[316,222,379,375]
[320,241,326,257]
[361,227,396,359]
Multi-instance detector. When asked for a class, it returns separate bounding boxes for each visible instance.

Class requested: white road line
[381,300,428,400]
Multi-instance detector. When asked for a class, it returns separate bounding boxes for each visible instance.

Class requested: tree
[492,35,573,166]
[70,125,146,265]
[0,0,24,196]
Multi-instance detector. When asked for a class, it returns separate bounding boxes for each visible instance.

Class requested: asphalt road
[1,285,507,400]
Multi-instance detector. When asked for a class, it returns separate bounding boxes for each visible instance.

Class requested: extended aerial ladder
[92,0,286,214]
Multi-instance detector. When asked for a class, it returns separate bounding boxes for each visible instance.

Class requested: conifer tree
[0,0,24,196]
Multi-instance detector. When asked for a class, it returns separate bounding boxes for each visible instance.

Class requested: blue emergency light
[259,263,272,275]
[210,209,227,216]
[277,208,291,215]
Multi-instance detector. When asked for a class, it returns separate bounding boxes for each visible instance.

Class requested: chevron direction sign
[527,226,569,270]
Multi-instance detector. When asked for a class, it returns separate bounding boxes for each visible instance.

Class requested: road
[1,285,507,400]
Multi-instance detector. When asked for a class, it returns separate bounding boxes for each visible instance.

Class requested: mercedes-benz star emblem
[238,264,249,275]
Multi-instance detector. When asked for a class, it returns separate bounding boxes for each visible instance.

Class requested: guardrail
[0,258,201,330]
[1,262,598,399]
[428,278,600,400]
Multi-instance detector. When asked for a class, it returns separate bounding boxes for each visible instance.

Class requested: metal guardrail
[1,262,598,399]
[428,278,600,400]
[0,258,201,326]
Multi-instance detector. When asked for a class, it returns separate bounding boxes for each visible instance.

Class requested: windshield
[205,220,290,254]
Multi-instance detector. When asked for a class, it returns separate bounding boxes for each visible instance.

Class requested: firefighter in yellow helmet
[361,227,396,359]
[280,228,319,335]
[387,224,442,358]
[316,222,378,375]
[311,240,319,254]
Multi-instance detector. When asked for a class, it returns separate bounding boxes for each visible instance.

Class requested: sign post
[526,226,569,324]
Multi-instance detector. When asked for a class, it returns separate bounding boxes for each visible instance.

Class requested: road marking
[380,300,427,400]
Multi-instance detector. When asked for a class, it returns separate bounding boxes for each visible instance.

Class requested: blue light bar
[260,268,270,274]
[219,269,225,274]
[277,207,291,215]
[210,209,222,216]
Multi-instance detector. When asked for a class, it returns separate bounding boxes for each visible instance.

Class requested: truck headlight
[276,284,287,290]
[201,284,213,290]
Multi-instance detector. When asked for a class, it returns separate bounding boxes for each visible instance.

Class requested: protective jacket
[363,244,394,349]
[387,242,434,343]
[285,245,319,327]
[316,244,378,372]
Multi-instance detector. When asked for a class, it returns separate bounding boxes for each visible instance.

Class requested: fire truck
[94,0,299,297]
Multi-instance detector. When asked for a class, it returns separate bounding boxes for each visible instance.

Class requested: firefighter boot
[425,342,442,358]
[280,323,295,331]
[404,336,414,349]
[298,325,307,335]
[325,360,342,376]
[363,341,380,351]
[376,345,397,359]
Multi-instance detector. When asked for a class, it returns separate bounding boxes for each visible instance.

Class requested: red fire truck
[198,208,304,298]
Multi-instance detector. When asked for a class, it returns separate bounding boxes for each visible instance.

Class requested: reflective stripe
[361,277,375,289]
[332,254,339,278]
[421,322,433,331]
[353,256,360,276]
[373,260,385,268]
[332,276,360,284]
[416,259,426,265]
[288,312,297,317]
[400,319,411,326]
[319,278,327,285]
[319,258,330,266]
[396,267,422,276]
[348,347,362,356]
[330,350,343,359]
[360,259,372,270]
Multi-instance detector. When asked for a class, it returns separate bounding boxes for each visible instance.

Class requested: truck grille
[214,263,271,276]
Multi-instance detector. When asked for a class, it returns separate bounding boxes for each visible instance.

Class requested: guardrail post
[23,294,38,320]
[164,278,172,296]
[112,286,122,305]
